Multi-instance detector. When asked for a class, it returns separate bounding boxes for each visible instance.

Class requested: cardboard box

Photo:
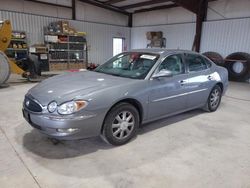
[146,31,163,40]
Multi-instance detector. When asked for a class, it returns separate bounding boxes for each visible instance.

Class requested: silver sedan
[23,49,228,145]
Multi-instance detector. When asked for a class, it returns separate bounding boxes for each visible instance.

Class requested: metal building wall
[0,10,131,65]
[131,17,250,58]
[200,18,250,57]
[131,23,196,50]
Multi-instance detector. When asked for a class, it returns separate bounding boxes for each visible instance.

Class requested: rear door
[148,53,189,119]
[184,53,214,108]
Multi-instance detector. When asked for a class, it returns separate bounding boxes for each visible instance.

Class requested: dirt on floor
[0,80,250,188]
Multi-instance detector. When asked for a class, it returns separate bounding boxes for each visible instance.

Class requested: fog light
[57,128,79,133]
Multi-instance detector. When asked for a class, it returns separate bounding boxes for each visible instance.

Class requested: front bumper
[22,108,105,140]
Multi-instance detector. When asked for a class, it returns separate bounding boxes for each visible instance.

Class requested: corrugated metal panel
[0,10,59,45]
[201,18,250,57]
[0,10,130,64]
[131,23,196,50]
[131,18,250,57]
[71,20,131,64]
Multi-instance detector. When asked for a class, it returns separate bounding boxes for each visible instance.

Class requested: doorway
[113,38,124,56]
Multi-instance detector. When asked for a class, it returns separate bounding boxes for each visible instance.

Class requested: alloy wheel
[210,88,221,108]
[112,111,135,140]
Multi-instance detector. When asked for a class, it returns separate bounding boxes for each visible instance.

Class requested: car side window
[186,54,208,72]
[204,57,212,68]
[158,54,185,75]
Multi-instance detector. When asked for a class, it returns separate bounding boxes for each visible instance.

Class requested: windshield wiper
[94,70,120,77]
[106,72,121,77]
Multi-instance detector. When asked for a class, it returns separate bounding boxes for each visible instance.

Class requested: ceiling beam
[79,0,129,15]
[171,0,216,14]
[24,0,72,9]
[134,4,178,13]
[171,0,199,13]
[121,0,173,10]
[105,0,127,5]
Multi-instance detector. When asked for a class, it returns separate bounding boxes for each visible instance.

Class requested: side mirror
[152,69,173,79]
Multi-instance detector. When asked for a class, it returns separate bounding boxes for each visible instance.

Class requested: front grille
[24,95,43,113]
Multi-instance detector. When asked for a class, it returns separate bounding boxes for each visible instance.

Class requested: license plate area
[22,109,42,130]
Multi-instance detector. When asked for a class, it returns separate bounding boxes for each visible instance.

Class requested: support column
[128,13,133,27]
[72,0,76,20]
[192,0,208,52]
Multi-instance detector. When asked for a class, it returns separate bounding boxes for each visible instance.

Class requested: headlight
[57,100,88,115]
[48,101,57,113]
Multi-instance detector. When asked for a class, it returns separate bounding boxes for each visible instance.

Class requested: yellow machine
[0,20,25,86]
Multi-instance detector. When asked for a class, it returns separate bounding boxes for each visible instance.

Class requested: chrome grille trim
[24,95,44,113]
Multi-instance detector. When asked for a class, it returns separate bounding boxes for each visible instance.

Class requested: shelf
[48,41,86,44]
[49,49,84,52]
[59,41,86,44]
[49,49,68,52]
[45,33,86,37]
[51,59,84,61]
[69,50,84,52]
[6,48,28,51]
[69,59,84,61]
[68,41,86,44]
[11,38,27,42]
[45,31,87,70]
[50,59,68,62]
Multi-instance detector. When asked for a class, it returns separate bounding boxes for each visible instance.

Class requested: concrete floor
[0,78,250,188]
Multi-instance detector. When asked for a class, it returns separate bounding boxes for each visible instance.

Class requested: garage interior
[0,0,250,187]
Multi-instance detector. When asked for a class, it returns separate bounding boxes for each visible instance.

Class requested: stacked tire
[202,51,225,67]
[225,52,250,81]
[203,51,250,82]
[0,51,10,86]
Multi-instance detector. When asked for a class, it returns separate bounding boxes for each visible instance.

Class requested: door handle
[179,80,187,86]
[208,75,213,80]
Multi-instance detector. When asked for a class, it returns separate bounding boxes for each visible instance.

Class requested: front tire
[102,103,140,146]
[205,85,222,112]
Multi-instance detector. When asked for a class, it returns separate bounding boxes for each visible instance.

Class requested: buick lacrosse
[23,49,228,145]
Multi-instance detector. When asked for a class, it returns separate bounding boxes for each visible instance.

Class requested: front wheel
[102,103,140,146]
[205,85,222,112]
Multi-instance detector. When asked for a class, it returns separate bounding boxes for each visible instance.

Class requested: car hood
[28,71,133,105]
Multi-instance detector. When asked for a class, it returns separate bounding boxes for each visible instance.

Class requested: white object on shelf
[45,35,58,43]
[29,47,36,53]
[40,54,48,60]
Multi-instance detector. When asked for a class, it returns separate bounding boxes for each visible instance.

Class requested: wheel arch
[101,98,144,133]
[216,82,224,92]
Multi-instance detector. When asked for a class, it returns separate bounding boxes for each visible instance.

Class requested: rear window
[185,54,208,72]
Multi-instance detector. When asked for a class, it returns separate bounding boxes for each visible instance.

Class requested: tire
[0,51,11,86]
[225,52,250,81]
[202,51,224,67]
[102,103,140,146]
[205,85,222,112]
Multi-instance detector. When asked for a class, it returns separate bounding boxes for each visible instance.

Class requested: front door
[148,54,189,119]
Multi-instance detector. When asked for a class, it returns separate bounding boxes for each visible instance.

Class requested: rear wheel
[205,85,222,112]
[102,103,139,146]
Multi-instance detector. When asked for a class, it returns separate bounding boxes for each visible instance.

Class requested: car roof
[129,48,200,56]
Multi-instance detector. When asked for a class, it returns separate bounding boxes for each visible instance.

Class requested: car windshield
[95,52,159,79]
